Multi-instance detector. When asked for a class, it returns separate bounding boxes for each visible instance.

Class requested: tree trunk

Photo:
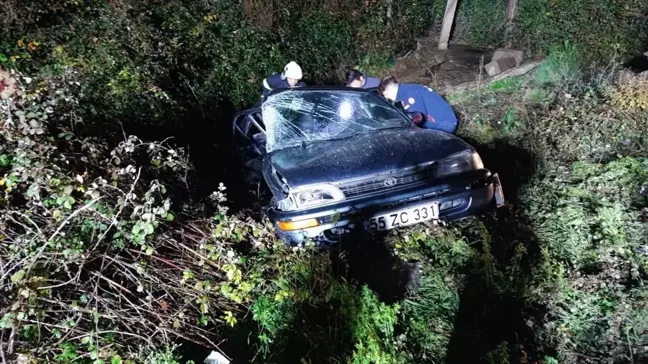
[438,0,458,50]
[504,0,518,47]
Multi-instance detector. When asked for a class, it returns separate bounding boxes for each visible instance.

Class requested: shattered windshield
[262,90,411,153]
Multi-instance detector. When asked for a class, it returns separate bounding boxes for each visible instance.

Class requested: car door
[233,109,266,153]
[233,109,267,182]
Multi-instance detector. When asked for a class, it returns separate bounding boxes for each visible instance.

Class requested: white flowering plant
[0,71,255,362]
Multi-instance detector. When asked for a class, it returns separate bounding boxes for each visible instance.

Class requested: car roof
[267,86,378,97]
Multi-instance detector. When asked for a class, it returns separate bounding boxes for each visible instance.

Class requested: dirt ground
[388,37,494,92]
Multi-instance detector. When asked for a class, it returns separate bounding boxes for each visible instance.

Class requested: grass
[440,46,648,363]
[4,36,648,363]
[488,77,525,92]
[240,45,648,364]
[533,42,582,86]
[79,51,648,363]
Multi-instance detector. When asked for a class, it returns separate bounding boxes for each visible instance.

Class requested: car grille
[338,164,438,198]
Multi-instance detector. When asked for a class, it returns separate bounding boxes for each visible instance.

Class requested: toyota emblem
[383,177,398,187]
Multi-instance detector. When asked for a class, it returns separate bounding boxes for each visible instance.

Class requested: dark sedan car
[233,87,505,244]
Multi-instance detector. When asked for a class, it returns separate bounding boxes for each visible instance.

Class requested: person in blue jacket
[346,68,380,89]
[378,76,458,134]
[261,61,306,99]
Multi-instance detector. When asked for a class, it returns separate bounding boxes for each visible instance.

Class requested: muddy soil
[388,37,493,92]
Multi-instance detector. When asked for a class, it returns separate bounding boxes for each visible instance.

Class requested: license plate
[366,202,439,231]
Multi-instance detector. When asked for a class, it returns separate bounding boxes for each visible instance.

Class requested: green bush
[521,157,648,362]
[454,0,507,49]
[453,0,648,64]
[283,11,354,83]
[398,230,470,362]
[447,52,648,362]
[5,1,648,363]
[0,70,310,362]
[532,41,582,86]
[525,158,648,266]
[1,0,441,132]
[513,0,648,63]
[243,242,405,362]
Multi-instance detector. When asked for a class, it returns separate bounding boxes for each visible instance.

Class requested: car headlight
[437,150,483,177]
[292,184,345,209]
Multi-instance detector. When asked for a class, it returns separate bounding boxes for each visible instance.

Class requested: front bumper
[269,170,505,244]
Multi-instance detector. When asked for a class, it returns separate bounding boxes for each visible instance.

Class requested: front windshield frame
[262,89,412,153]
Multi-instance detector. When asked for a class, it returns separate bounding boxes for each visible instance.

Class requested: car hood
[266,127,472,187]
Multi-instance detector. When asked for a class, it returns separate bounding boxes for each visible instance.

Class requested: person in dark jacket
[261,61,306,99]
[345,68,380,89]
[378,76,458,134]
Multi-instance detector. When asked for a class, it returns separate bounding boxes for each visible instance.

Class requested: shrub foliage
[2,0,648,363]
[455,0,648,62]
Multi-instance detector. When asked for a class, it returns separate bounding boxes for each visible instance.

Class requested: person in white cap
[261,61,306,99]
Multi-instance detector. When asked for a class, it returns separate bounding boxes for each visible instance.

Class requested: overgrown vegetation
[448,45,648,362]
[2,0,648,363]
[455,0,648,63]
[0,0,440,133]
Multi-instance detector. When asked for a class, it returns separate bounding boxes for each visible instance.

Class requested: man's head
[378,76,399,101]
[283,61,303,87]
[346,69,366,88]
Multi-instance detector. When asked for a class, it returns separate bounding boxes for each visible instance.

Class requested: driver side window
[246,113,266,154]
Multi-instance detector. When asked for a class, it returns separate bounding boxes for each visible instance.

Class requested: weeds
[0,71,259,361]
[2,5,648,363]
[443,44,648,363]
[161,38,648,364]
[355,52,394,77]
[533,41,582,87]
[518,147,648,362]
[488,77,525,92]
[612,70,648,112]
